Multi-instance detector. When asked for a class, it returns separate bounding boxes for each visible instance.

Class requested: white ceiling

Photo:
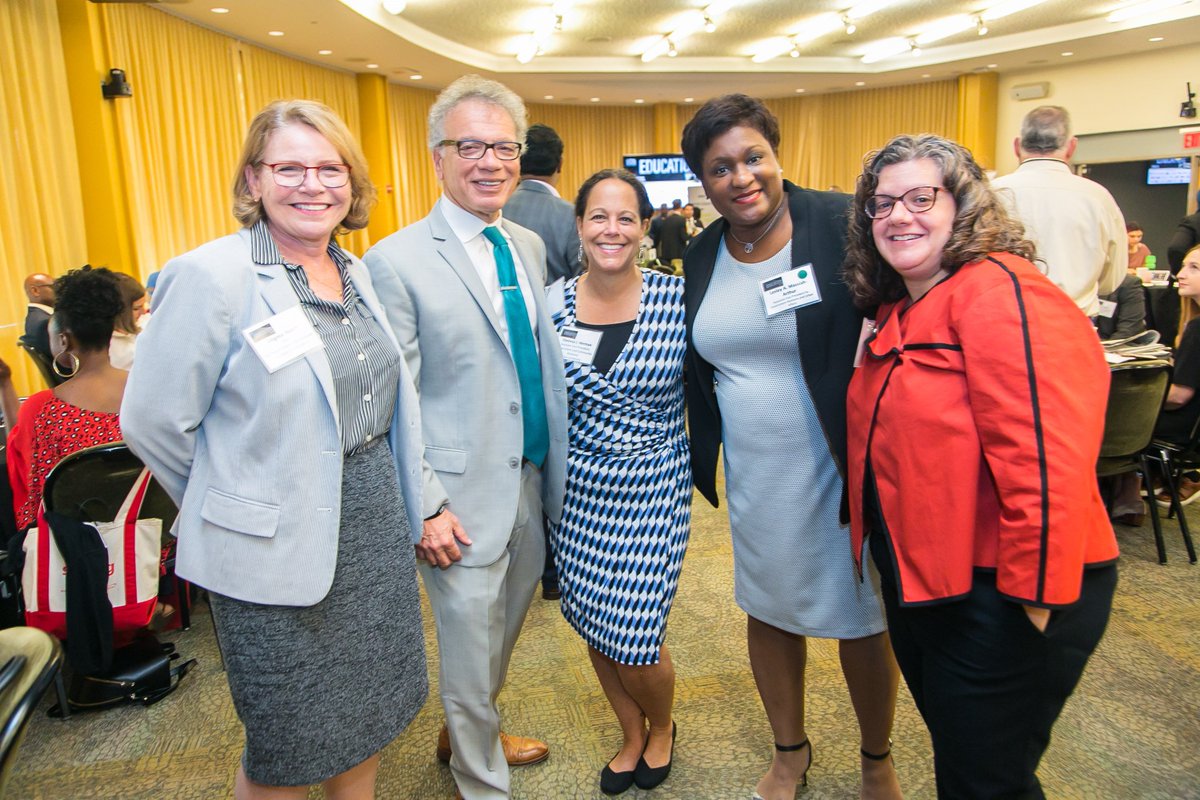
[151,0,1200,103]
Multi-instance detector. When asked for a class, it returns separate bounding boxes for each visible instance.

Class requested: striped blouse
[248,221,401,456]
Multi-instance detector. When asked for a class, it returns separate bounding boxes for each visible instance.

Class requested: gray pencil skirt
[209,441,428,786]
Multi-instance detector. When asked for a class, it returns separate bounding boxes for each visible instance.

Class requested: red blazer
[846,253,1119,608]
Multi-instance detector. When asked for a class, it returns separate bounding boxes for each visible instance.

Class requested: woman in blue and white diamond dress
[550,168,690,796]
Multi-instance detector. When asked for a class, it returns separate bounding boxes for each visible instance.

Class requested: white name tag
[242,305,325,373]
[1095,299,1117,319]
[559,325,603,365]
[760,264,822,317]
[545,278,566,317]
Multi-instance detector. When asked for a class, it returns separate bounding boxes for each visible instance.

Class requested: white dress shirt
[991,158,1127,316]
[438,196,539,342]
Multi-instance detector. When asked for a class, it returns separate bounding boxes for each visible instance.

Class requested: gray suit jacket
[503,180,581,284]
[121,228,425,606]
[363,203,568,567]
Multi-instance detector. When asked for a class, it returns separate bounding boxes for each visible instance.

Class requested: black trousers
[870,532,1117,799]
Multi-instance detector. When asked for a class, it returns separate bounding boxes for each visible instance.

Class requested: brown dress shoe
[436,725,550,767]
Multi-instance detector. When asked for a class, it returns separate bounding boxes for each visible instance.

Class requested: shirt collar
[1016,157,1072,173]
[247,219,352,272]
[521,178,560,198]
[27,303,53,314]
[438,195,509,244]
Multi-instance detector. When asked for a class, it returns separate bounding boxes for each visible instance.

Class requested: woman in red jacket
[842,134,1119,799]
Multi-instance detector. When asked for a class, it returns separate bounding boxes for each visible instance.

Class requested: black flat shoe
[600,761,636,795]
[634,721,677,791]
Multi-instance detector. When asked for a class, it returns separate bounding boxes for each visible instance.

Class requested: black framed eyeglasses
[865,186,944,220]
[438,139,523,161]
[261,162,352,188]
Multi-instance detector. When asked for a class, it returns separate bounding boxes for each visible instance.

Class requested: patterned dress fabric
[550,269,691,666]
[692,241,885,638]
[8,391,123,530]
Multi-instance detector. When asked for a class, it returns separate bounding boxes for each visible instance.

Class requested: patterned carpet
[7,480,1200,799]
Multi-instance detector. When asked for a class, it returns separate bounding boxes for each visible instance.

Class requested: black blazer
[684,181,863,509]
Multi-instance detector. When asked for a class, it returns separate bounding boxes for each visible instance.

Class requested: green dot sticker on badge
[759,263,822,317]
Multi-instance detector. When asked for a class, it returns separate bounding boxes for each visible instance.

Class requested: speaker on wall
[1011,82,1050,102]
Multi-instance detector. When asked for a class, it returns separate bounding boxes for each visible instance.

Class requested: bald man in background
[22,273,56,359]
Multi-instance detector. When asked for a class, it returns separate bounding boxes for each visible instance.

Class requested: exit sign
[1184,127,1200,150]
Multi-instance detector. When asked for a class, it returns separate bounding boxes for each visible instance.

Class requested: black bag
[49,635,196,715]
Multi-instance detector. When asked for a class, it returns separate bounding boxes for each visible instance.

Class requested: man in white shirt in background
[992,105,1126,316]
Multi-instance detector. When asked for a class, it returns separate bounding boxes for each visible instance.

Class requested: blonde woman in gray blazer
[122,100,427,800]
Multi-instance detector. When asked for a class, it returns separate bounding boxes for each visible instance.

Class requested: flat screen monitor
[1146,157,1192,185]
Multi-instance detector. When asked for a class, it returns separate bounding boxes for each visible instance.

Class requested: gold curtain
[767,79,958,193]
[0,0,88,396]
[524,104,655,203]
[239,44,368,254]
[385,83,440,229]
[102,5,244,275]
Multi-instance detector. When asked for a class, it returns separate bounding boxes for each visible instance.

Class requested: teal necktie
[482,225,549,468]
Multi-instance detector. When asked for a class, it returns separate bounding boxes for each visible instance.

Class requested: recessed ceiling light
[382,0,407,13]
[795,88,806,93]
[544,95,554,100]
[1149,36,1165,41]
[1060,51,1073,56]
[855,81,866,86]
[684,97,694,103]
[987,63,998,68]
[921,73,931,78]
[590,97,600,102]
[211,7,230,13]
[268,30,284,36]
[410,74,422,80]
[318,49,333,55]
[634,98,645,104]
[366,63,379,69]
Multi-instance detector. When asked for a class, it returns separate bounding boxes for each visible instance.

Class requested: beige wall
[995,43,1200,174]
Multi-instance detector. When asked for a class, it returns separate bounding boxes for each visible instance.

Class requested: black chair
[1097,361,1172,562]
[15,336,65,389]
[1142,415,1200,565]
[42,443,190,630]
[0,627,66,790]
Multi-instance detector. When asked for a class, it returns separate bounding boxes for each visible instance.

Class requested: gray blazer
[363,204,568,567]
[503,180,581,284]
[121,228,425,606]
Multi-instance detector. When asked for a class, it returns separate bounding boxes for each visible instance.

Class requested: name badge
[760,264,821,317]
[545,278,566,317]
[1095,299,1117,319]
[559,325,603,365]
[242,305,325,373]
[853,318,876,368]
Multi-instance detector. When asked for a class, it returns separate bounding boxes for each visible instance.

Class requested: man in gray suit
[364,76,567,800]
[502,123,581,284]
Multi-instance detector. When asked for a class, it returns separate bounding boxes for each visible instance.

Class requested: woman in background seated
[844,134,1118,799]
[109,273,148,370]
[1153,243,1200,503]
[6,267,127,530]
[1127,221,1152,271]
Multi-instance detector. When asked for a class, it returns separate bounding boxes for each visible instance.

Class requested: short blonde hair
[232,100,376,232]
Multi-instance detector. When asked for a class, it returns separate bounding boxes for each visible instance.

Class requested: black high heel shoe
[751,738,812,799]
[633,721,677,790]
[601,735,647,796]
[861,739,893,764]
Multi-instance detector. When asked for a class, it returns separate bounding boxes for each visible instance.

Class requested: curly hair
[232,100,376,233]
[50,266,124,352]
[680,94,780,178]
[573,168,653,222]
[843,134,1036,308]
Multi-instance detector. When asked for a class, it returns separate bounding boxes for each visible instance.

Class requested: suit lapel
[252,259,339,431]
[428,208,506,344]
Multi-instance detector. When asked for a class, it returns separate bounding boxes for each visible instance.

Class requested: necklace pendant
[743,243,754,254]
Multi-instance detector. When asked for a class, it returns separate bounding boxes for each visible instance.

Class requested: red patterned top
[7,391,123,530]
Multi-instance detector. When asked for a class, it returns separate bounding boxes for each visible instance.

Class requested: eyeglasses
[438,139,523,161]
[865,186,944,220]
[260,162,351,188]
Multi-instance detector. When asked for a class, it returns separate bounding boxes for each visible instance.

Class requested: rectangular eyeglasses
[261,162,351,188]
[439,139,523,160]
[865,186,943,219]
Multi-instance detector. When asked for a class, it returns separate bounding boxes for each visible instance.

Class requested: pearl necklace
[726,201,786,254]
